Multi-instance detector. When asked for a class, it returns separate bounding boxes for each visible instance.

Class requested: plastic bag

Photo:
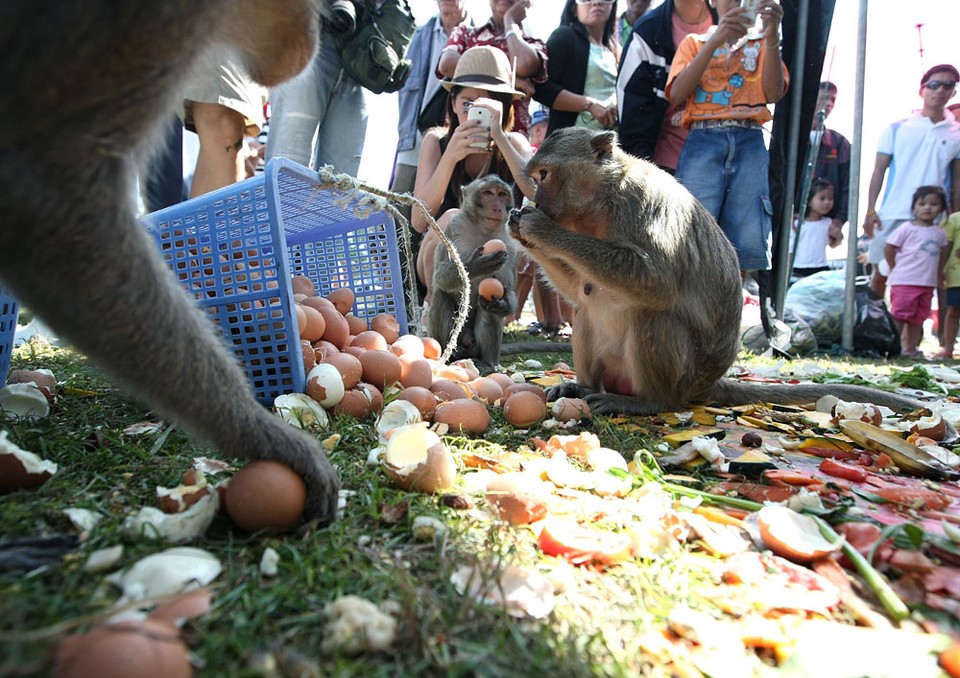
[853,285,901,357]
[785,270,845,347]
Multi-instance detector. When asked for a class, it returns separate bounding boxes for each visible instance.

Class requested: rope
[312,165,470,365]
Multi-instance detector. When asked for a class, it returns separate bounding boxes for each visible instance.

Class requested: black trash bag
[853,284,901,357]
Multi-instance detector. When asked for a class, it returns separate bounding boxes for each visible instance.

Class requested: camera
[329,0,357,35]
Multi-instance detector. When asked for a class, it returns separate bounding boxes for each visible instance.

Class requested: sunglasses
[924,80,958,91]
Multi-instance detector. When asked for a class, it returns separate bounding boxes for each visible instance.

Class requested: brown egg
[552,397,592,422]
[333,383,383,419]
[421,336,442,360]
[502,382,547,406]
[478,278,504,301]
[399,356,433,389]
[430,378,474,402]
[487,372,516,391]
[317,306,350,349]
[434,399,490,434]
[352,330,388,351]
[358,349,402,390]
[293,293,308,304]
[55,618,191,678]
[396,386,439,420]
[291,274,316,297]
[482,238,507,254]
[503,390,547,428]
[324,352,363,390]
[301,340,317,374]
[301,295,336,313]
[300,304,326,342]
[342,345,366,358]
[326,287,356,315]
[224,461,306,533]
[382,424,456,494]
[389,334,425,358]
[345,314,368,336]
[295,304,307,335]
[469,377,503,405]
[312,339,340,363]
[370,313,401,344]
[434,363,470,382]
[450,359,480,381]
[484,472,550,525]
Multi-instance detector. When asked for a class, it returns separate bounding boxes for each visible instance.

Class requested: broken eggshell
[381,423,456,493]
[0,430,57,491]
[274,392,329,429]
[6,368,57,404]
[376,399,422,442]
[109,546,222,603]
[305,363,346,409]
[122,492,219,544]
[0,382,50,421]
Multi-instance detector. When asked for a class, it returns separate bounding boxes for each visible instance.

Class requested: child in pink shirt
[883,185,949,356]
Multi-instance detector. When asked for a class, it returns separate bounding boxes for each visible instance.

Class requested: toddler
[883,185,949,357]
[790,178,843,279]
[937,208,960,358]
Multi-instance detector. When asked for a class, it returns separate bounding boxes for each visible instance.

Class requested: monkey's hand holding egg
[466,246,508,276]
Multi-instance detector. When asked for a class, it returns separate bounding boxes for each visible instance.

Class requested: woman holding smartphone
[413,46,536,303]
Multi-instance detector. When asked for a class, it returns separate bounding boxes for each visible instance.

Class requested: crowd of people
[144,0,960,362]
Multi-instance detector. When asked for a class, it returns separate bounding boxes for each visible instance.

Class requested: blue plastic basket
[144,159,407,404]
[0,286,18,388]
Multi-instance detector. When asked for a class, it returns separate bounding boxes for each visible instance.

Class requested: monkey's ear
[589,131,618,162]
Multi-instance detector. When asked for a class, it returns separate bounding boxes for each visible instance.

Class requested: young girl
[937,207,960,359]
[790,178,844,279]
[883,185,949,357]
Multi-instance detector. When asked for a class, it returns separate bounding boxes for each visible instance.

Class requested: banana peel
[838,420,960,481]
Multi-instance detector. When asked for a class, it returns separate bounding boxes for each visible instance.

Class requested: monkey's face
[474,183,513,228]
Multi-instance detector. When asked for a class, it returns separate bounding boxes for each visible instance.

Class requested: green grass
[0,340,954,676]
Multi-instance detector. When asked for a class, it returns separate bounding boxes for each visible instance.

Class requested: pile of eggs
[289,275,590,431]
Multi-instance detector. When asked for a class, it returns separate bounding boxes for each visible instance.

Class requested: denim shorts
[676,126,773,271]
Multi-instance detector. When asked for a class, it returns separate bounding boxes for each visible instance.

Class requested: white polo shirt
[877,110,960,221]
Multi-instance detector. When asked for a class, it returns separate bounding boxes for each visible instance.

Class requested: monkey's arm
[514,207,675,301]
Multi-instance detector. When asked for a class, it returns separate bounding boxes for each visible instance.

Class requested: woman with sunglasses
[862,63,960,298]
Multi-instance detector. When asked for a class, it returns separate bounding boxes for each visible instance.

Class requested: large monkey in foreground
[509,128,923,415]
[429,176,519,371]
[0,1,339,523]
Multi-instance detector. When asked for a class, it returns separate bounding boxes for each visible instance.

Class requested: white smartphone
[740,0,760,23]
[467,105,491,149]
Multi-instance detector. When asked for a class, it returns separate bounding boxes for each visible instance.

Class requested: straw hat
[441,46,522,99]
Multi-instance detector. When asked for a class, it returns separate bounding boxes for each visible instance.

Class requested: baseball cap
[530,109,549,127]
[921,64,959,86]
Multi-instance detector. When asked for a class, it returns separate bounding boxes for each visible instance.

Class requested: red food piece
[538,520,632,566]
[818,458,869,483]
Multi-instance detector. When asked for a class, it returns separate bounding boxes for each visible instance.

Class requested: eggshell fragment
[274,393,329,429]
[503,391,547,428]
[434,399,490,434]
[484,473,550,525]
[0,382,50,421]
[333,383,384,419]
[6,369,57,404]
[756,505,845,563]
[376,399,422,442]
[122,492,219,544]
[382,423,457,493]
[224,461,306,534]
[54,618,191,678]
[0,431,57,491]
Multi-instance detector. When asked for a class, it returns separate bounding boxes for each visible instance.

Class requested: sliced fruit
[756,505,845,563]
[537,519,632,566]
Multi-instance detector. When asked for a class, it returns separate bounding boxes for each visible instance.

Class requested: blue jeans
[676,126,773,271]
[266,32,367,176]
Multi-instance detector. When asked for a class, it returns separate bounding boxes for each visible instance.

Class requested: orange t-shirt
[666,30,789,128]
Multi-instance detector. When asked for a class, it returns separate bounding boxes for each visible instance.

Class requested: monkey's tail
[500,341,573,356]
[708,378,926,412]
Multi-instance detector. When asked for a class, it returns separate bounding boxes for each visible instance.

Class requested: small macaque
[0,0,340,523]
[428,175,519,371]
[510,128,922,414]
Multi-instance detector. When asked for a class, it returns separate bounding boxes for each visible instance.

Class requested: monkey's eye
[538,169,549,183]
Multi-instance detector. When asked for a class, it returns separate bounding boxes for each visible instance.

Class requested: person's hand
[862,212,881,238]
[587,100,617,129]
[503,0,530,30]
[447,118,492,160]
[713,4,751,45]
[472,97,509,148]
[758,0,784,40]
[514,76,535,98]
